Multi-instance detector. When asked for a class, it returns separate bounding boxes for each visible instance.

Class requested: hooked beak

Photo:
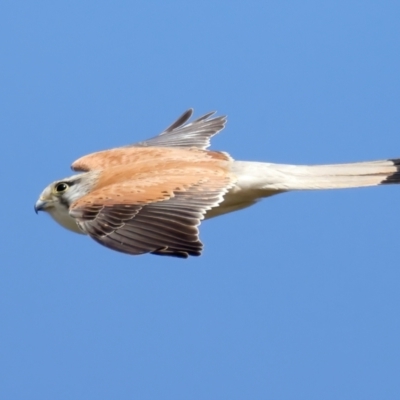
[34,198,48,214]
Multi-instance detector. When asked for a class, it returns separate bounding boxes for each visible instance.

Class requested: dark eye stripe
[67,178,80,187]
[55,178,81,191]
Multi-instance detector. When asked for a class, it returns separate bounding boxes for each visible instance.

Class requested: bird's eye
[54,182,69,193]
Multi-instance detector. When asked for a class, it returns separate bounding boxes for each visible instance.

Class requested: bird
[35,109,400,258]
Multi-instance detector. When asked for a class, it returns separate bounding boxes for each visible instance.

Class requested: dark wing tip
[192,111,216,122]
[163,109,194,132]
[381,158,400,184]
[132,108,227,150]
[151,247,202,258]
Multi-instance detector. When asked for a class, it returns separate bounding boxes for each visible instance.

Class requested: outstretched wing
[69,167,234,258]
[133,109,227,149]
[71,109,229,172]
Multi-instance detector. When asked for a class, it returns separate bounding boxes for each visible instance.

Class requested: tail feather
[276,159,400,190]
[232,158,400,192]
[382,159,400,184]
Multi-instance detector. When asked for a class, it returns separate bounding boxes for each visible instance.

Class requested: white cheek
[48,204,85,234]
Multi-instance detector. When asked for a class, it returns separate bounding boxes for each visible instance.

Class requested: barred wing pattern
[69,175,234,258]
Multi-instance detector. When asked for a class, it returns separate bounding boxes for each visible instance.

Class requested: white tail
[232,158,400,192]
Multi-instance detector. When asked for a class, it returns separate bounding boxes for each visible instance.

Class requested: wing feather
[133,109,226,150]
[69,172,234,258]
[72,110,228,172]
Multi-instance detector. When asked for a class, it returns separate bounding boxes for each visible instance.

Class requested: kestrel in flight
[35,109,400,258]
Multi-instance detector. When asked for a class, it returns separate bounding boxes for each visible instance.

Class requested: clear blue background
[1,1,400,399]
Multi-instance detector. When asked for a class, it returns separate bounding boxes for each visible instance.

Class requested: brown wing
[69,167,234,258]
[71,145,231,172]
[133,109,227,150]
[71,110,227,172]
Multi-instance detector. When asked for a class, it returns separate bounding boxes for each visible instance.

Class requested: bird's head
[35,173,98,234]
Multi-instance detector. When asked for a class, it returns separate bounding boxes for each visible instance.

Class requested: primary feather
[35,109,400,258]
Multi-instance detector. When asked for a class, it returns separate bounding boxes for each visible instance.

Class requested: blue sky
[1,1,400,399]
